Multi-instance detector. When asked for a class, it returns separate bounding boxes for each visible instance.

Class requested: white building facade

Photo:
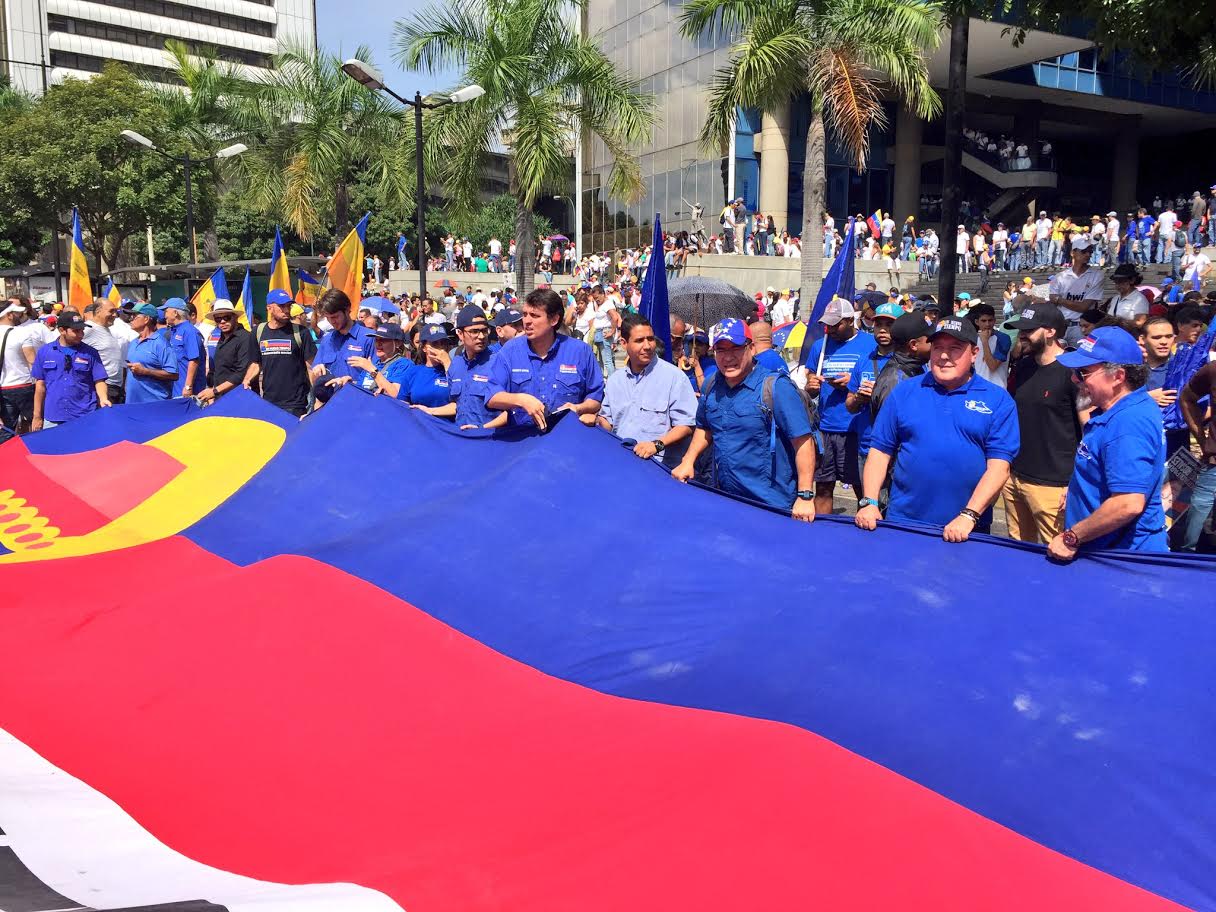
[1,0,315,92]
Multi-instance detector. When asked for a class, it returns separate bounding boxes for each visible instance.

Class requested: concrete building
[1,0,316,93]
[578,3,1216,255]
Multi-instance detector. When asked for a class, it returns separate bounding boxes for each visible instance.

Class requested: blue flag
[1162,324,1216,430]
[799,217,856,367]
[639,214,672,359]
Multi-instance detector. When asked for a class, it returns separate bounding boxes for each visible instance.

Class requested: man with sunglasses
[1047,326,1167,559]
[29,311,110,431]
[124,303,179,405]
[197,301,251,406]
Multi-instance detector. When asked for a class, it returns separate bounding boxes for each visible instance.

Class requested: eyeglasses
[1074,364,1105,380]
[460,326,489,335]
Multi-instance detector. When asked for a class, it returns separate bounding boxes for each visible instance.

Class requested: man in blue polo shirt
[163,297,206,397]
[856,315,1019,542]
[1047,326,1167,558]
[312,289,375,405]
[844,302,899,475]
[488,307,522,354]
[485,288,603,429]
[802,297,876,515]
[673,318,817,520]
[124,303,180,404]
[442,304,502,429]
[30,310,110,430]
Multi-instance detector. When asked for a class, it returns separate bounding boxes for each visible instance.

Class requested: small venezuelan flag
[296,269,321,307]
[102,277,122,307]
[67,208,92,310]
[190,267,241,327]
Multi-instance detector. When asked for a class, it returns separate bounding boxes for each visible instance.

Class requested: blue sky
[315,0,460,95]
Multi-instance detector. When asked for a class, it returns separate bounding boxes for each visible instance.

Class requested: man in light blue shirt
[597,313,697,467]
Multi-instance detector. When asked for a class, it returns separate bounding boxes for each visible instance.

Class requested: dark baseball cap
[56,310,87,330]
[930,316,978,345]
[492,307,523,327]
[1004,301,1066,334]
[419,324,453,343]
[456,304,488,328]
[371,323,406,342]
[891,312,932,346]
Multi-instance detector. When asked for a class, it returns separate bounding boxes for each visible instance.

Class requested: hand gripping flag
[269,227,292,300]
[67,208,92,310]
[236,267,254,329]
[799,216,857,366]
[101,277,122,307]
[326,212,370,315]
[296,269,321,307]
[189,266,231,327]
[639,213,672,359]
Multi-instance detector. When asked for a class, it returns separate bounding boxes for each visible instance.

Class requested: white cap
[0,302,27,319]
[1106,211,1117,217]
[766,286,775,293]
[1070,235,1093,251]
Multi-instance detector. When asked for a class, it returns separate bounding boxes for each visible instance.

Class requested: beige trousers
[1002,474,1066,544]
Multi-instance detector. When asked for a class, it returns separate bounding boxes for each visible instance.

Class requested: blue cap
[709,318,751,347]
[155,307,166,322]
[957,292,972,301]
[267,289,293,306]
[1057,326,1145,368]
[456,304,487,328]
[163,297,188,313]
[131,302,158,319]
[419,324,453,343]
[874,302,903,320]
[1162,277,1175,286]
[492,307,522,327]
[371,323,406,342]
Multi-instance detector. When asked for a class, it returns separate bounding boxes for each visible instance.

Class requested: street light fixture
[121,130,248,264]
[341,59,484,298]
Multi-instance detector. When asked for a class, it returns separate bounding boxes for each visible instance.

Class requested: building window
[85,0,274,38]
[48,15,274,68]
[50,49,182,84]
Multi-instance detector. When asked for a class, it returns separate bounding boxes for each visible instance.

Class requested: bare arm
[1070,493,1147,544]
[1180,382,1209,445]
[854,448,892,530]
[32,379,46,428]
[672,427,713,482]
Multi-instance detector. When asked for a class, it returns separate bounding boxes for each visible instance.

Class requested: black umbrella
[667,276,755,330]
[856,290,887,309]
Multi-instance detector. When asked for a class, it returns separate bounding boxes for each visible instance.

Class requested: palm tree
[230,46,415,246]
[681,0,942,296]
[394,0,653,294]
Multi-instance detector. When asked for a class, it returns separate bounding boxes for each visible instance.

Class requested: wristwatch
[858,497,879,508]
[653,440,665,454]
[1061,528,1080,549]
[796,490,815,501]
[958,507,982,524]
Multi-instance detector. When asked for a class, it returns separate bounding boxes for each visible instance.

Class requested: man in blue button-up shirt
[597,313,696,467]
[312,289,375,405]
[485,288,603,429]
[856,316,1019,543]
[673,318,817,520]
[30,310,110,429]
[434,304,504,429]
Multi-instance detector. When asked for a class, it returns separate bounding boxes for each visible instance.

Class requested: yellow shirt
[1051,219,1067,242]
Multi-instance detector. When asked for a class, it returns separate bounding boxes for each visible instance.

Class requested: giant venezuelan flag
[67,208,92,310]
[0,388,1214,912]
[325,212,369,315]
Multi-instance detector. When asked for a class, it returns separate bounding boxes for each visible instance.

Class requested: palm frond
[679,0,776,43]
[808,47,884,170]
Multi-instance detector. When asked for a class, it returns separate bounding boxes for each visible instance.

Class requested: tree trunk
[937,9,969,304]
[334,178,350,248]
[203,228,220,263]
[509,160,536,295]
[799,101,827,302]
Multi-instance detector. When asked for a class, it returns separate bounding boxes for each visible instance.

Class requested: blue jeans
[901,237,913,260]
[756,231,767,255]
[1047,239,1062,267]
[445,252,454,270]
[1189,218,1203,245]
[1176,464,1216,552]
[1036,238,1049,267]
[1135,242,1149,266]
[1171,249,1183,280]
[594,331,615,378]
[1209,219,1216,247]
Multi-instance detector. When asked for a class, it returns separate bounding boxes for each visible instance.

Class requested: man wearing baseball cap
[29,310,110,430]
[1047,234,1104,345]
[857,315,1019,543]
[1047,326,1167,559]
[489,307,523,353]
[1001,302,1083,543]
[1,296,52,432]
[441,304,504,429]
[244,289,317,416]
[673,318,817,521]
[162,297,206,398]
[802,296,876,516]
[845,302,900,473]
[124,303,179,404]
[869,312,931,421]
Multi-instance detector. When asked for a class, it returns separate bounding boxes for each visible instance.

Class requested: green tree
[394,0,654,294]
[230,45,416,246]
[680,0,941,296]
[0,64,193,270]
[441,194,555,256]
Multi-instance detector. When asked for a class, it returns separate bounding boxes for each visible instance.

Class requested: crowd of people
[963,128,1054,172]
[2,216,1213,556]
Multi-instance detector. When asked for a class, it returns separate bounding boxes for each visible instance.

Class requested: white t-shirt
[542,239,552,257]
[488,239,502,256]
[0,321,50,387]
[1048,266,1106,322]
[992,229,1008,248]
[956,232,970,254]
[880,218,895,238]
[574,305,595,338]
[1036,218,1053,239]
[1106,218,1120,242]
[1183,253,1211,283]
[770,298,795,324]
[975,333,1010,387]
[1158,211,1177,236]
[83,320,128,385]
[462,241,473,259]
[593,299,617,333]
[1107,290,1149,321]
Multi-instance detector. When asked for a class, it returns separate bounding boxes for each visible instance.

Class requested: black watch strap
[653,440,665,453]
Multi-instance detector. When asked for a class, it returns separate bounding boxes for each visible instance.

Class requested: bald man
[751,321,789,375]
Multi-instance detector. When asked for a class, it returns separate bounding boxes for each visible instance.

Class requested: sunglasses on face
[1074,364,1104,380]
[216,314,236,322]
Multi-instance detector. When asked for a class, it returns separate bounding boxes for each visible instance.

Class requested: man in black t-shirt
[1001,302,1086,543]
[243,290,317,416]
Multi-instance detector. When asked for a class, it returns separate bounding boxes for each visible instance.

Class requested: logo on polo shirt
[345,344,362,353]
[964,399,993,414]
[559,364,578,375]
[1077,441,1094,461]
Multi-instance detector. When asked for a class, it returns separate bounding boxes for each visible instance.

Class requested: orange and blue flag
[101,277,122,307]
[236,267,254,328]
[67,208,92,310]
[296,269,321,307]
[325,212,370,315]
[189,266,232,326]
[269,227,292,299]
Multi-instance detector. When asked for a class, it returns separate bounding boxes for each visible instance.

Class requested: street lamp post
[341,60,484,300]
[120,130,247,265]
